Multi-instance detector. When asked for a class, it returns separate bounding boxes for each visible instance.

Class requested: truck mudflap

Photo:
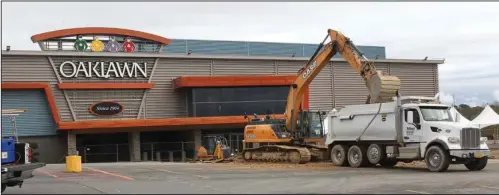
[449,150,490,159]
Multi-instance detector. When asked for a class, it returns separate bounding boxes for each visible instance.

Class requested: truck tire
[425,145,450,172]
[2,184,6,193]
[464,157,488,171]
[367,144,385,165]
[379,158,398,168]
[347,145,368,168]
[331,144,349,166]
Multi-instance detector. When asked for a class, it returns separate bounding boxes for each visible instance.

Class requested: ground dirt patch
[491,149,499,159]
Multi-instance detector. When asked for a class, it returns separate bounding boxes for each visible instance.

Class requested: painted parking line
[85,167,135,181]
[151,168,209,179]
[37,169,127,180]
[36,170,60,179]
[405,189,430,194]
[479,185,499,190]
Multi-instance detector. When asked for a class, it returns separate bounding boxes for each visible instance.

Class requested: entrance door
[403,108,423,143]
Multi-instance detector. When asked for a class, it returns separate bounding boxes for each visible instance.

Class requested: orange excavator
[241,29,402,164]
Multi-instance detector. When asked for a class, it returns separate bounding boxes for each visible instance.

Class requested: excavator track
[242,145,312,164]
[303,145,329,162]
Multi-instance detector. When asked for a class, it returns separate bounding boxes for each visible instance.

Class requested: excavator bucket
[367,71,401,103]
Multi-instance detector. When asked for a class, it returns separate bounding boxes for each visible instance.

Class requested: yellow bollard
[65,155,82,173]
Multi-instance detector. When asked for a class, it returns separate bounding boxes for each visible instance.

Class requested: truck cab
[401,99,489,170]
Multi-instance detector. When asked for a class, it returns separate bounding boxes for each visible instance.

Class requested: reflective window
[189,86,290,117]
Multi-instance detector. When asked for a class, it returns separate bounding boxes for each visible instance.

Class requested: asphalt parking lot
[4,160,499,194]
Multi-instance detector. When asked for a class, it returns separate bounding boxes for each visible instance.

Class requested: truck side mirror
[407,111,414,124]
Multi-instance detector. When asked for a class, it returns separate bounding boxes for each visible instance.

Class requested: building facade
[1,27,444,163]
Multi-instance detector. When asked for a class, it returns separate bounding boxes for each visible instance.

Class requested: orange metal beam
[31,27,171,45]
[173,75,297,89]
[58,114,286,130]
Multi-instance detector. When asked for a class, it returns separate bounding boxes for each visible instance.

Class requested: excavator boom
[284,29,401,131]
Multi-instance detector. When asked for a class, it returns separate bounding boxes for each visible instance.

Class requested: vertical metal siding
[146,58,212,118]
[434,65,439,94]
[1,90,57,136]
[276,60,333,111]
[212,59,275,75]
[309,62,334,111]
[51,85,72,122]
[1,56,57,82]
[333,62,389,108]
[389,63,437,97]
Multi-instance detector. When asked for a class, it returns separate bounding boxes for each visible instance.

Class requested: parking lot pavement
[3,160,499,194]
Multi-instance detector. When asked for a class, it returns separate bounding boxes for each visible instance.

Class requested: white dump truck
[325,94,490,172]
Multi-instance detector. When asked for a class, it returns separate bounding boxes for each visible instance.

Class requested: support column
[193,129,202,160]
[67,131,77,156]
[128,132,141,162]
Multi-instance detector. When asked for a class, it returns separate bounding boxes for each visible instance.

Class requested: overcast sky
[2,2,499,106]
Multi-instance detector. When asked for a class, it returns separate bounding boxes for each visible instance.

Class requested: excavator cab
[297,110,327,139]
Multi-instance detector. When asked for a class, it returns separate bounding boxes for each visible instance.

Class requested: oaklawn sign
[59,61,148,78]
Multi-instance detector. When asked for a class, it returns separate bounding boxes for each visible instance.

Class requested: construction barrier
[65,155,82,173]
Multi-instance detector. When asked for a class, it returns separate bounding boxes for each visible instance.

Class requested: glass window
[419,106,453,122]
[189,86,291,117]
[194,101,287,117]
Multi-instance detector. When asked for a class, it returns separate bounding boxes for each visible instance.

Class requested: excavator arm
[284,29,401,131]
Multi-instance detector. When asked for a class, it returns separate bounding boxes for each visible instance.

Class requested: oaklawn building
[1,27,444,163]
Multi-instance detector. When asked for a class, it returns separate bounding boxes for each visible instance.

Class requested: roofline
[30,27,171,45]
[1,50,445,64]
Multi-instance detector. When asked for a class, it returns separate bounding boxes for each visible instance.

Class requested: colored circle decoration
[123,37,136,53]
[90,36,105,52]
[74,35,88,51]
[105,37,121,52]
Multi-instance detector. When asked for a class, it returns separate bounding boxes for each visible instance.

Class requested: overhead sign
[89,101,124,116]
[59,61,148,79]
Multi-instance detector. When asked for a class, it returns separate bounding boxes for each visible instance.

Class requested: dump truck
[325,94,490,172]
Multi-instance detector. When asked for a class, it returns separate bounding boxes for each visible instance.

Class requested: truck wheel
[2,184,6,193]
[379,158,398,168]
[347,145,368,168]
[464,157,488,171]
[331,144,348,166]
[425,145,450,172]
[367,144,385,165]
